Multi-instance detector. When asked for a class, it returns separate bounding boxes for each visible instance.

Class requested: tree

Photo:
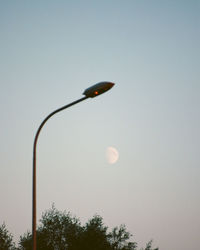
[109,225,137,250]
[18,205,158,250]
[79,215,112,250]
[19,205,82,250]
[0,223,15,250]
[140,240,159,250]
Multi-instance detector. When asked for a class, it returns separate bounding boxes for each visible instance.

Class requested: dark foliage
[140,240,159,250]
[0,223,15,250]
[1,206,158,250]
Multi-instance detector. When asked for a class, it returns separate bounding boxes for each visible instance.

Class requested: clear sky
[0,1,199,249]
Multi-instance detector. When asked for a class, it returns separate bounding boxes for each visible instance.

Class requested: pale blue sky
[0,1,199,249]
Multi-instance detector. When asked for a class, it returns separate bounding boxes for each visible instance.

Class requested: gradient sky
[0,1,199,249]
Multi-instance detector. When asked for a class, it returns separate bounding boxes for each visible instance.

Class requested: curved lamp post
[32,81,115,250]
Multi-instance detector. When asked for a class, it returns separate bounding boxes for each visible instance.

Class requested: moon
[106,146,119,164]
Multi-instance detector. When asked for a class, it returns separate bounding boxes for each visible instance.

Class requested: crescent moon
[106,147,119,164]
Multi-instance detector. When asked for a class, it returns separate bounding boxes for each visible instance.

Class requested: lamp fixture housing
[83,81,115,98]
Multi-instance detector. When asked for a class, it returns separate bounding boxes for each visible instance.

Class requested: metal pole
[32,96,88,250]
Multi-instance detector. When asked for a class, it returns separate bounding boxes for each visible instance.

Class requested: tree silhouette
[1,205,158,250]
[140,240,159,250]
[19,205,82,250]
[78,215,112,250]
[0,223,15,250]
[109,224,137,250]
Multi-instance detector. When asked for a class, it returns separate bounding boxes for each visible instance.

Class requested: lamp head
[83,81,115,98]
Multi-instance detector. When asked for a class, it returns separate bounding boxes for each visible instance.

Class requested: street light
[32,81,115,250]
